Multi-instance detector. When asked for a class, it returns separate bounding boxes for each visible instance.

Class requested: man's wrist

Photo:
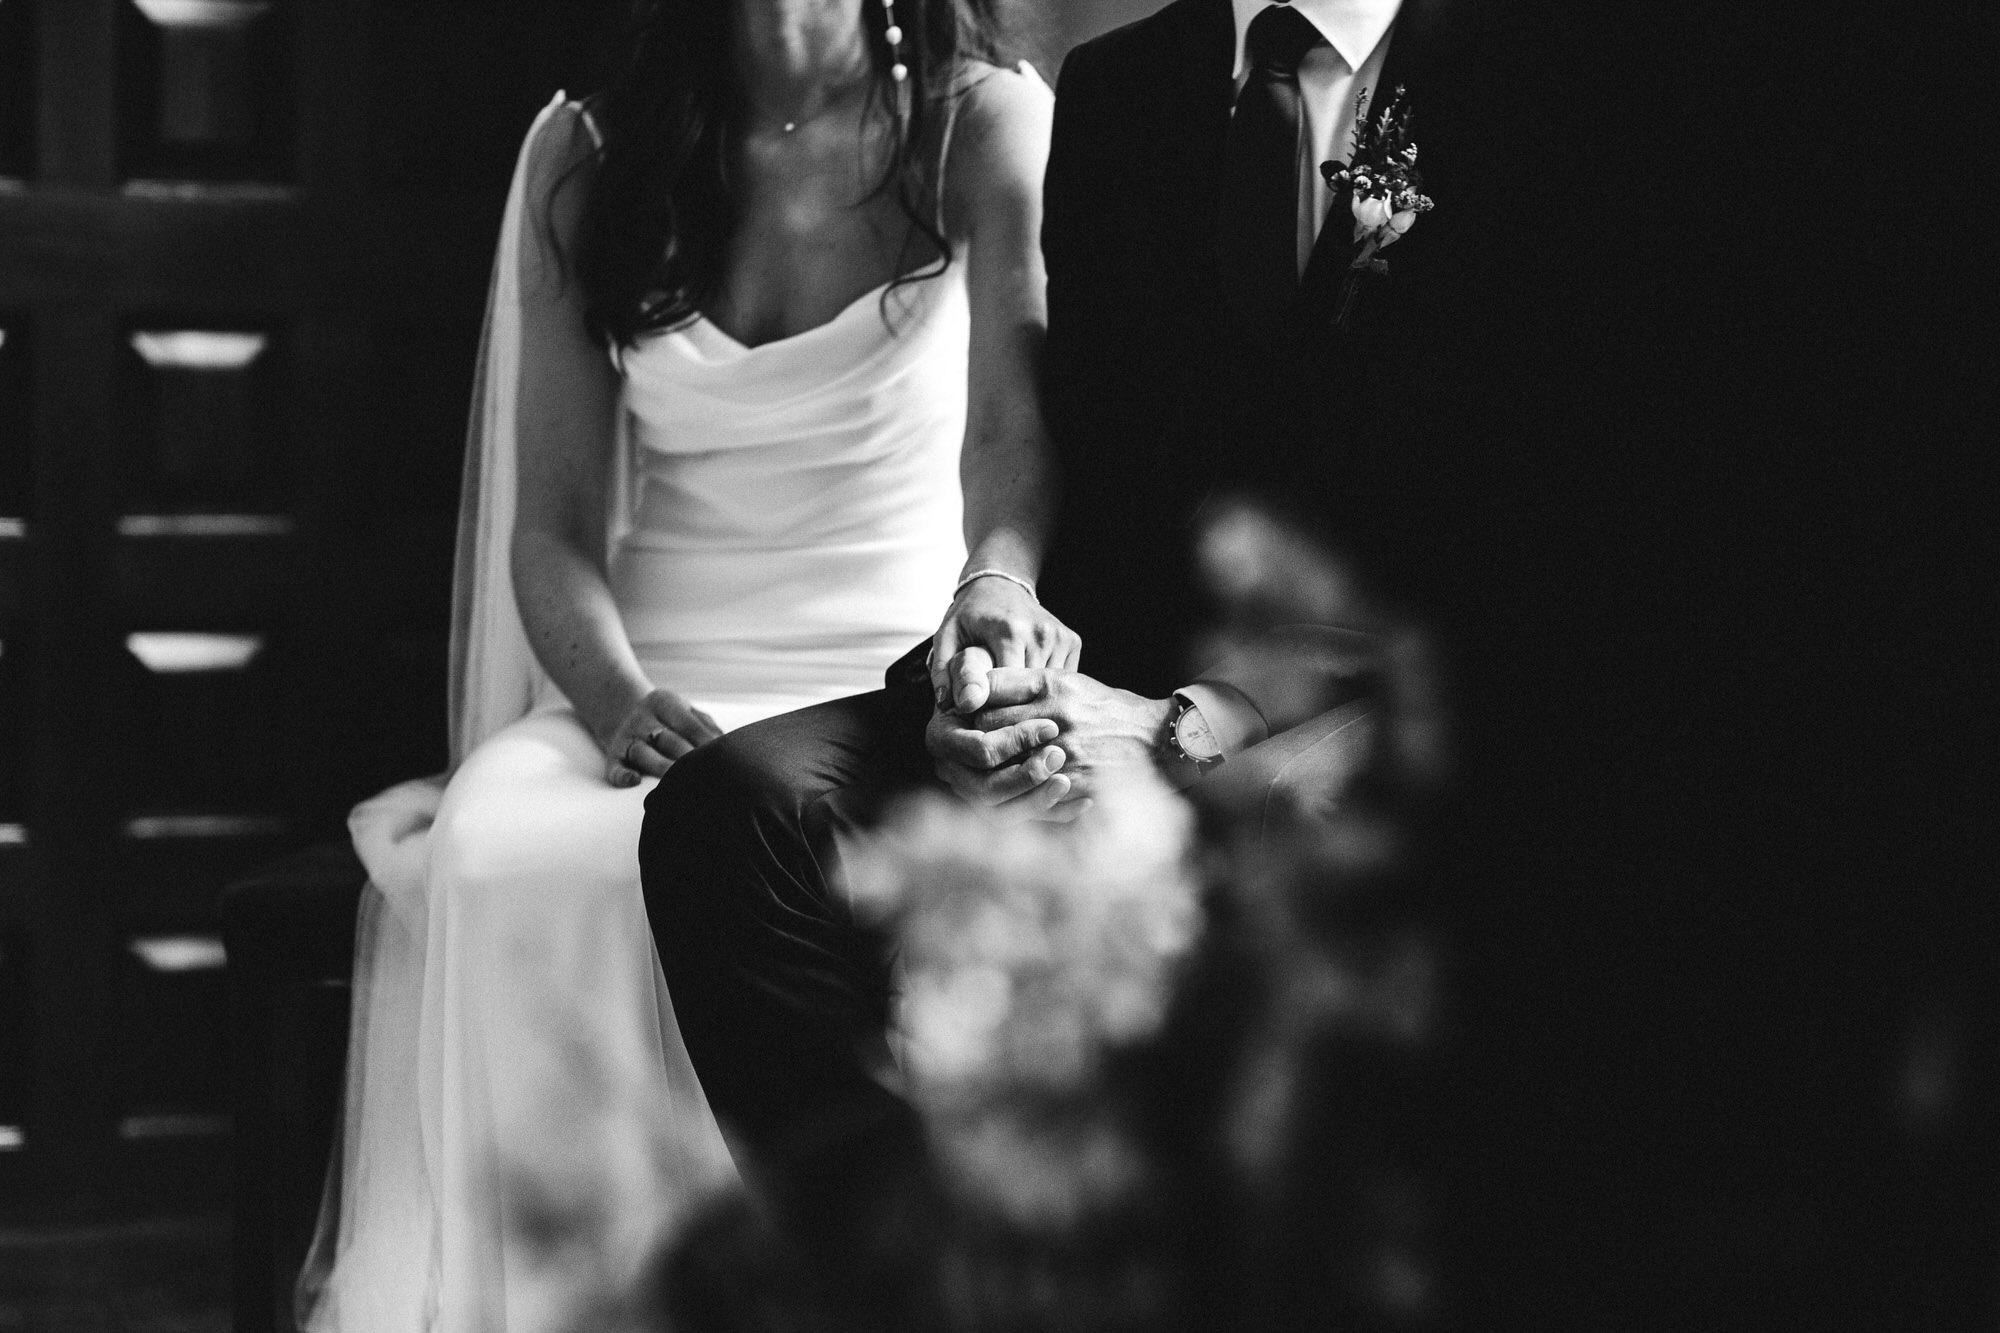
[1172,681,1268,756]
[1154,693,1220,789]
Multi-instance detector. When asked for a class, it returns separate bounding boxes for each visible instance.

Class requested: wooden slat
[105,835,301,918]
[20,303,119,1201]
[0,922,27,1153]
[287,307,379,823]
[108,536,298,620]
[0,0,34,180]
[0,595,23,827]
[36,0,116,191]
[0,191,499,314]
[115,927,230,1126]
[0,315,31,519]
[0,543,21,618]
[294,0,369,196]
[0,850,31,918]
[118,0,296,184]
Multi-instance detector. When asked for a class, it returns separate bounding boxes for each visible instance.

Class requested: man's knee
[643,694,896,862]
[645,723,807,864]
[648,730,753,824]
[1263,703,1376,823]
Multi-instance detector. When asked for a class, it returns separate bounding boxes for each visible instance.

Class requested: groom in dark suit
[1037,0,1464,702]
[640,0,1470,1222]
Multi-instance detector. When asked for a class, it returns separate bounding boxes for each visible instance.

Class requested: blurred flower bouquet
[1322,84,1434,331]
[843,777,1202,1236]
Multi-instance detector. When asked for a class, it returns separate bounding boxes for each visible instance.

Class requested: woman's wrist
[954,568,1038,602]
[958,527,1041,590]
[573,669,655,746]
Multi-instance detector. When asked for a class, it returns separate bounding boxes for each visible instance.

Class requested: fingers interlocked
[925,706,1091,825]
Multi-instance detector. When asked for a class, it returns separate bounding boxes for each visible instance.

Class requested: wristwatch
[1160,691,1226,782]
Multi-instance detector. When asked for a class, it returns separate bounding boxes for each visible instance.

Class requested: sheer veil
[451,94,628,765]
[297,92,626,1330]
[454,92,633,765]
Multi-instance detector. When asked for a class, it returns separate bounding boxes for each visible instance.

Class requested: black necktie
[1223,3,1325,323]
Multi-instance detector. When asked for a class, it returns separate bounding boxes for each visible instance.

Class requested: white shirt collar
[1230,0,1402,79]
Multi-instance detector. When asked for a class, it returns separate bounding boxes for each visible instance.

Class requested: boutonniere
[1321,85,1434,331]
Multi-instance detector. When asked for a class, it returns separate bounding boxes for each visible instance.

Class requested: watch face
[1175,704,1223,762]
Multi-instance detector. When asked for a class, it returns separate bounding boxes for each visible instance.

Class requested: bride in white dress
[298,1,1076,1328]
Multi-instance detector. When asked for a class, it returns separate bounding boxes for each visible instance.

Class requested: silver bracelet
[953,568,1038,603]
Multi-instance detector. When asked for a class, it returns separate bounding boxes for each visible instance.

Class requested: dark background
[0,0,1989,1328]
[1412,3,1993,1326]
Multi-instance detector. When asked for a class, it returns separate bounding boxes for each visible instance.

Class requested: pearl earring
[882,0,908,83]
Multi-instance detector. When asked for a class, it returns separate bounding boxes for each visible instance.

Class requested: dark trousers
[639,645,938,1215]
[640,642,1376,1232]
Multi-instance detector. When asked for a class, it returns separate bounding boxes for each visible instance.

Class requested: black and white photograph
[0,0,1986,1329]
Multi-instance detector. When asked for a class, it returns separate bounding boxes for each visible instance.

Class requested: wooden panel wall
[0,0,598,1222]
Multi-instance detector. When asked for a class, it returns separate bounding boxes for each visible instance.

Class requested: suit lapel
[1182,0,1240,98]
[1173,0,1241,298]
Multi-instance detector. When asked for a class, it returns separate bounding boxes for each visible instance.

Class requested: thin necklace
[769,65,872,136]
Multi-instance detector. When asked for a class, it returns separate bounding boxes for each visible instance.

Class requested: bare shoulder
[516,99,602,298]
[521,98,601,217]
[954,57,1054,117]
[945,60,1053,212]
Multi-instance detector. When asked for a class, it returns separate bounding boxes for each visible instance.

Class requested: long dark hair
[568,0,1015,348]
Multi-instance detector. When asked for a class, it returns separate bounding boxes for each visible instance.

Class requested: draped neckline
[687,277,892,355]
[682,264,950,357]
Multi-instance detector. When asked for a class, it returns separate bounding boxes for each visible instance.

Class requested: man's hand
[924,707,1085,824]
[928,574,1082,712]
[927,667,1175,819]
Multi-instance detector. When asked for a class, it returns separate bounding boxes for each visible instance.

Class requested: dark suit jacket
[1036,0,1472,702]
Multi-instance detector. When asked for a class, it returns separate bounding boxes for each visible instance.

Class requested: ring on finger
[624,736,645,767]
[646,726,668,749]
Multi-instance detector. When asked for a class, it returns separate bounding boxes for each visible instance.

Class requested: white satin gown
[299,96,969,1333]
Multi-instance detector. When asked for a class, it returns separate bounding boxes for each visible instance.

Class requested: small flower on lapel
[1321,85,1433,329]
[1352,194,1395,232]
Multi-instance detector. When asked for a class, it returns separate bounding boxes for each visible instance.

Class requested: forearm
[952,64,1055,589]
[961,494,1046,587]
[959,383,1054,586]
[512,528,652,742]
[1191,624,1378,739]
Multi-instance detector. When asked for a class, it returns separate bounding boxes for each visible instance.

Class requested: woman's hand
[598,687,724,787]
[928,574,1082,712]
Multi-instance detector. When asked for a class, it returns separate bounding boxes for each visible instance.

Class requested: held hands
[598,686,723,787]
[926,664,1173,823]
[927,573,1082,714]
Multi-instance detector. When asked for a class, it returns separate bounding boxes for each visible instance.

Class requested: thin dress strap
[568,99,606,152]
[935,87,963,238]
[548,96,620,373]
